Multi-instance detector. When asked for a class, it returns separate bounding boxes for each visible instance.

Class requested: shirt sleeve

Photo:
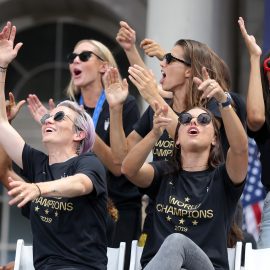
[22,144,47,182]
[139,160,169,200]
[122,95,140,136]
[218,164,245,203]
[74,154,107,198]
[248,121,269,143]
[133,105,154,138]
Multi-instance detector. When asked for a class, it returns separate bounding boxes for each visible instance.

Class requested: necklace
[182,164,208,170]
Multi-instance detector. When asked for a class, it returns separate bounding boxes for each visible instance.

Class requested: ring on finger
[19,193,23,198]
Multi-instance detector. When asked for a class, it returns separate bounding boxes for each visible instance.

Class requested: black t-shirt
[140,162,245,270]
[22,144,108,270]
[134,93,246,160]
[248,122,270,191]
[134,105,174,162]
[76,94,142,209]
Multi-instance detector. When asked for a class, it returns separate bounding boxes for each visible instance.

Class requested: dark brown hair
[174,39,231,109]
[171,106,224,170]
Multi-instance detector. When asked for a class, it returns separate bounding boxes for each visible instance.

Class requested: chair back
[14,239,35,270]
[227,241,242,270]
[107,242,126,270]
[129,240,143,270]
[244,242,270,270]
[14,239,126,270]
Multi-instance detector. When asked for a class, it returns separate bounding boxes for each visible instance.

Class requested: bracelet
[0,66,7,73]
[33,183,42,198]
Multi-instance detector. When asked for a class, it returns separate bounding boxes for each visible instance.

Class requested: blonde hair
[66,39,119,101]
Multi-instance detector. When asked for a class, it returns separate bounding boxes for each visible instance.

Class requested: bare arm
[0,92,26,189]
[238,17,264,131]
[122,103,171,187]
[116,21,146,68]
[92,135,122,176]
[194,67,248,184]
[8,173,93,208]
[104,67,129,165]
[0,22,24,168]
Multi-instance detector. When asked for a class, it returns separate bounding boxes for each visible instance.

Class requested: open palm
[104,68,128,108]
[0,22,23,67]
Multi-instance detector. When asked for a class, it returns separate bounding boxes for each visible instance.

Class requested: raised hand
[27,94,54,125]
[0,22,23,67]
[7,176,40,208]
[193,67,227,104]
[238,17,262,57]
[128,64,159,103]
[140,38,166,60]
[6,92,25,122]
[116,21,136,51]
[152,101,171,138]
[103,67,128,108]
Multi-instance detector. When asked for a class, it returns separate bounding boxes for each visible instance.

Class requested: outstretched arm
[0,22,24,168]
[238,17,264,131]
[194,67,248,184]
[116,21,146,68]
[8,173,93,208]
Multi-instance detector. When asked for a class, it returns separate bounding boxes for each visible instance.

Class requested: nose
[190,118,198,126]
[160,58,166,68]
[44,115,54,124]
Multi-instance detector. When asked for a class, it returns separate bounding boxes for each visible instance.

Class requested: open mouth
[188,127,199,135]
[160,70,166,84]
[73,68,82,76]
[45,127,55,133]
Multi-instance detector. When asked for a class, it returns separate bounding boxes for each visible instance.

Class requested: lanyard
[79,90,106,129]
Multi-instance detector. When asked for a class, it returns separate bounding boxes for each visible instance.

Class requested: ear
[184,67,192,78]
[211,135,217,146]
[99,61,109,74]
[73,131,86,142]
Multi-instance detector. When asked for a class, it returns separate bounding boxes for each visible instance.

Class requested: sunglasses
[178,112,212,126]
[67,51,104,64]
[263,57,270,72]
[40,111,76,125]
[163,53,191,66]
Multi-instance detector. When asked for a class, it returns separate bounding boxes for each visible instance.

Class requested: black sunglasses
[67,51,104,64]
[163,53,191,66]
[40,111,75,125]
[178,112,212,126]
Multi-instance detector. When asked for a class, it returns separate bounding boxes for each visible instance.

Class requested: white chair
[14,239,34,270]
[129,240,243,270]
[244,242,270,270]
[14,239,126,270]
[129,240,143,270]
[227,241,242,270]
[107,242,126,270]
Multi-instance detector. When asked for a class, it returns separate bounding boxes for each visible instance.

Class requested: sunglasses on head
[40,111,75,125]
[178,112,212,126]
[263,57,270,72]
[163,53,191,66]
[67,51,104,64]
